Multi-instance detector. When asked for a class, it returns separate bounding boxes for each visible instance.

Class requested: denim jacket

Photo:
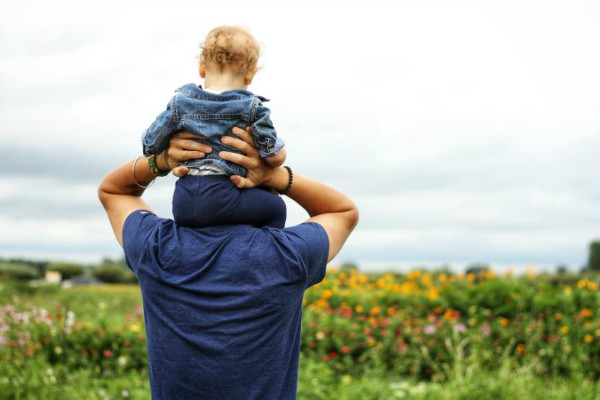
[142,83,283,176]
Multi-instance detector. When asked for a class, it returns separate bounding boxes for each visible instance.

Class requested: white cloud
[1,0,599,269]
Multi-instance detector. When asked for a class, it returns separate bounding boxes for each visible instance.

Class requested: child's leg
[172,175,286,228]
[230,187,287,229]
[173,175,239,227]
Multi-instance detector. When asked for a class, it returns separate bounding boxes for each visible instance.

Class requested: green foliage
[92,264,137,284]
[588,240,600,271]
[46,263,84,280]
[0,263,40,281]
[2,271,600,399]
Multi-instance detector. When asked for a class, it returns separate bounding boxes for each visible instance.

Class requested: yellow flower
[560,326,570,334]
[130,323,141,333]
[498,317,509,327]
[428,288,439,301]
[466,273,475,282]
[584,335,594,343]
[563,286,572,295]
[355,305,364,313]
[578,279,588,289]
[587,281,599,291]
[302,298,307,306]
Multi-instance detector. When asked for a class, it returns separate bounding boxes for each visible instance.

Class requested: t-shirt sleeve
[122,210,162,273]
[282,222,330,288]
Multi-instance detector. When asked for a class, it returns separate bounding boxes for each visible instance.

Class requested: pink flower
[341,346,350,354]
[424,324,437,335]
[455,323,467,333]
[481,325,491,335]
[103,350,113,358]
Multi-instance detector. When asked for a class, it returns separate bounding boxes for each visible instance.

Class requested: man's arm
[98,134,211,246]
[220,129,358,262]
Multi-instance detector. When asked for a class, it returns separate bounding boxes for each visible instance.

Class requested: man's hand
[163,132,212,177]
[219,127,289,191]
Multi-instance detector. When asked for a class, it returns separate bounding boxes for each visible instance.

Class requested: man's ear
[199,62,206,78]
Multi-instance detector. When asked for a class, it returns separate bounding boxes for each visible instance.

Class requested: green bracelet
[148,154,169,177]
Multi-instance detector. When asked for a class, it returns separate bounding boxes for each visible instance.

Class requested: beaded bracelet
[148,154,170,177]
[277,166,293,195]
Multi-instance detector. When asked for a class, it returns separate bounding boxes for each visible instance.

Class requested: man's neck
[204,73,248,92]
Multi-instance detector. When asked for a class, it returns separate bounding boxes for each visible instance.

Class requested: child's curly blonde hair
[200,26,260,75]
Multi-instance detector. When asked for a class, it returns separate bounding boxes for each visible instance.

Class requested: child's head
[199,26,260,85]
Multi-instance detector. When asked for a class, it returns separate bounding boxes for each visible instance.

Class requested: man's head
[199,26,260,86]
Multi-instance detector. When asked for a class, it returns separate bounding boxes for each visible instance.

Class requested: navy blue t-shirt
[123,210,329,400]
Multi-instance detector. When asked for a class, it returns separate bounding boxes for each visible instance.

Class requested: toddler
[142,26,287,228]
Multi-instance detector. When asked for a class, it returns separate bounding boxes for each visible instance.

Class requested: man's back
[123,210,329,400]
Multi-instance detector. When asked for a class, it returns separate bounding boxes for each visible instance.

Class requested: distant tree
[465,263,490,275]
[588,241,600,272]
[46,263,84,280]
[556,264,568,275]
[465,263,490,282]
[339,261,359,273]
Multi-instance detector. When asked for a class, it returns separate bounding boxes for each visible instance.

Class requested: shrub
[92,264,137,284]
[0,263,40,281]
[46,263,84,280]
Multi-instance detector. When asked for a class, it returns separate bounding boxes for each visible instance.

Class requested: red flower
[81,349,88,356]
[341,346,350,354]
[329,352,338,359]
[309,342,317,349]
[322,355,330,362]
[103,350,113,358]
[90,349,98,356]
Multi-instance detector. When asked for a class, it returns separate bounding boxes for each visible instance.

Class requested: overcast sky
[0,0,598,272]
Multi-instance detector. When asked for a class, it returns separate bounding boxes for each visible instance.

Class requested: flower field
[1,268,600,399]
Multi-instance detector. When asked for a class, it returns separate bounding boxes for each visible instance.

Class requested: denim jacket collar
[175,83,270,102]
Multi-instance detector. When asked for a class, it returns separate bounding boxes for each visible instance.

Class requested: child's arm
[142,96,176,156]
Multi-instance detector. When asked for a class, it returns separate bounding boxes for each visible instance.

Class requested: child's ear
[199,62,206,78]
[244,68,257,85]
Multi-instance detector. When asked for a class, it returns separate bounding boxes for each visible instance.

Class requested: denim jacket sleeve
[142,96,177,156]
[251,101,284,158]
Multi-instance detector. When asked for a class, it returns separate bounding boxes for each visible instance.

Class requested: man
[98,128,358,399]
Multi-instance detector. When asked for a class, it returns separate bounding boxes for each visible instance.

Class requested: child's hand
[265,147,286,168]
[166,131,212,176]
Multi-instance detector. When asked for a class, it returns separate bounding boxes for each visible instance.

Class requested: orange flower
[584,335,594,343]
[498,317,509,327]
[581,308,592,318]
[554,312,563,320]
[369,306,382,316]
